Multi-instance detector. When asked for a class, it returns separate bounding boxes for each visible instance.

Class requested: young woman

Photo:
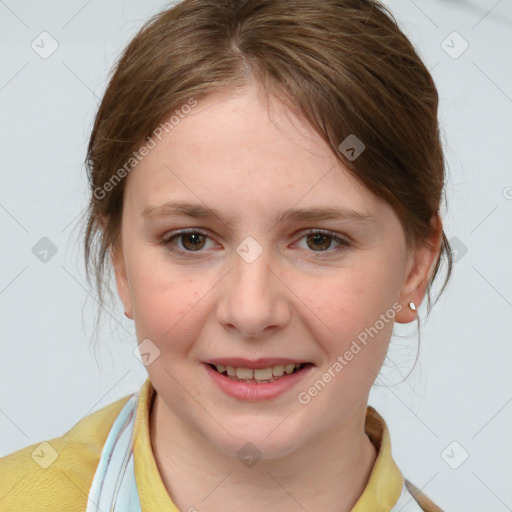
[0,1,452,510]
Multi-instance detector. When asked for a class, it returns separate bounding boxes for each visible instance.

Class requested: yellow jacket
[0,379,443,511]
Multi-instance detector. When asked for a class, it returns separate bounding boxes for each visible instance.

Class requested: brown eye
[306,232,334,251]
[162,229,217,258]
[295,229,350,256]
[179,232,207,251]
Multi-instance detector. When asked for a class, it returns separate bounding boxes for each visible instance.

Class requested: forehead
[124,84,379,218]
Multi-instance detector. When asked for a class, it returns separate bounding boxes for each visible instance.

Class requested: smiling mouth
[207,362,313,383]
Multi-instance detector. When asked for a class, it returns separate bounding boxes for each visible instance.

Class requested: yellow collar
[132,378,404,511]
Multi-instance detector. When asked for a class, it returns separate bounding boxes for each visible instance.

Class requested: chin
[207,426,304,463]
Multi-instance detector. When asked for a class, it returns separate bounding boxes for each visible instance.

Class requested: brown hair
[82,0,452,346]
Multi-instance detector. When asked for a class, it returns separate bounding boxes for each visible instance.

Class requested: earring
[408,302,416,311]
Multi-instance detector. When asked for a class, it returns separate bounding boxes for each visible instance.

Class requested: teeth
[236,367,253,380]
[214,363,303,382]
[284,363,296,375]
[273,364,284,377]
[253,367,273,380]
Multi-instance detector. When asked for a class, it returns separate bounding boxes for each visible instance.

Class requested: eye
[162,229,216,256]
[295,229,350,254]
[161,228,351,259]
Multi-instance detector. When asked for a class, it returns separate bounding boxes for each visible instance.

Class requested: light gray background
[1,1,511,510]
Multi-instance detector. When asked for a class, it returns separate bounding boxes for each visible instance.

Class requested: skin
[111,82,442,512]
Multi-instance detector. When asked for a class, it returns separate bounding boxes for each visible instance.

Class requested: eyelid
[161,227,352,259]
[292,228,351,254]
[296,228,350,243]
[162,227,210,240]
[162,227,214,246]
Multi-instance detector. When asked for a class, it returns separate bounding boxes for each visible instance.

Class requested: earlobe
[395,215,443,324]
[110,243,133,320]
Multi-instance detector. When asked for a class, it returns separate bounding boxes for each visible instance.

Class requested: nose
[216,246,292,338]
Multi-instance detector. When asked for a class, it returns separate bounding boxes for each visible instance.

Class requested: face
[112,83,439,459]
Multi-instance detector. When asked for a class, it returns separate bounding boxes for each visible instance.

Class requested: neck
[149,394,377,512]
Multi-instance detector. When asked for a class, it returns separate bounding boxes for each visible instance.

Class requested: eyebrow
[141,200,374,225]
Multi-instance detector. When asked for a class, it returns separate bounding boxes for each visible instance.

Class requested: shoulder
[0,394,131,512]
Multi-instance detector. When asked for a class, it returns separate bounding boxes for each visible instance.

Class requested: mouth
[205,362,314,384]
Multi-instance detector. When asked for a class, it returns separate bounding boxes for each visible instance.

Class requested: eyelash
[161,228,351,259]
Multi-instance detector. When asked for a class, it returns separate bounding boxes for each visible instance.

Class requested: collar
[132,378,404,511]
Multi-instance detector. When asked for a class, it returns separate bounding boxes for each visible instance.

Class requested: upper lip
[204,357,312,369]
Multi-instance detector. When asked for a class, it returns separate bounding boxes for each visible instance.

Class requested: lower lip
[203,363,314,401]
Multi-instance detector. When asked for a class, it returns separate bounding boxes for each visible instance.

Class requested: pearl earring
[408,302,416,311]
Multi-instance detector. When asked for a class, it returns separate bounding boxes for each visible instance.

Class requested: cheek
[126,254,207,347]
[302,267,397,370]
[304,264,395,327]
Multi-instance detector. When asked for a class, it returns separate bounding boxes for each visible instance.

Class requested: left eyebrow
[141,200,374,225]
[275,206,374,223]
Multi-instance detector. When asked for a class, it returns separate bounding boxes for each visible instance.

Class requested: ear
[395,214,443,324]
[110,239,133,320]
